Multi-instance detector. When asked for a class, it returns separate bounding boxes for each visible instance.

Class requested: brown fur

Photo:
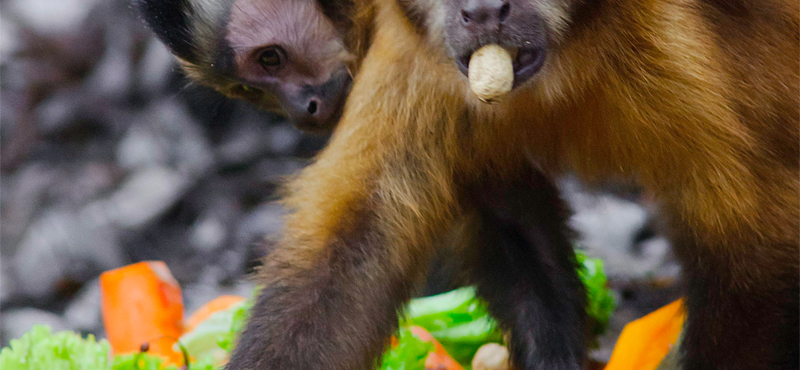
[228,0,799,369]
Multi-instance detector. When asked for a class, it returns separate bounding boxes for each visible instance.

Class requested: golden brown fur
[227,0,799,369]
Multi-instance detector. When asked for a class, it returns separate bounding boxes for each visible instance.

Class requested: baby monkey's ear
[317,0,358,29]
[134,0,197,61]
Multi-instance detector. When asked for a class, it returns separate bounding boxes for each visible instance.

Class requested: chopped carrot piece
[100,261,184,365]
[426,351,465,370]
[605,299,686,370]
[409,325,447,355]
[184,295,245,333]
[408,326,464,370]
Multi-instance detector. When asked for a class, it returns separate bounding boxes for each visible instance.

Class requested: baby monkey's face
[139,0,356,134]
[219,0,354,134]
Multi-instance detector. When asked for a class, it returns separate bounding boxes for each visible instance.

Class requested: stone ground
[0,0,682,361]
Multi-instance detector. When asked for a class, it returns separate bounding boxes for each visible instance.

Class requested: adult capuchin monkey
[135,0,374,133]
[223,0,799,369]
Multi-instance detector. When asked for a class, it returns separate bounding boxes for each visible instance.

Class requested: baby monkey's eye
[258,46,285,68]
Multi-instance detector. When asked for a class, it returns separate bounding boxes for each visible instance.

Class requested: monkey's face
[404,0,574,90]
[138,0,354,134]
[221,0,355,134]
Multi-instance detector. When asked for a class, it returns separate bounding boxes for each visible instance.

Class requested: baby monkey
[135,0,372,133]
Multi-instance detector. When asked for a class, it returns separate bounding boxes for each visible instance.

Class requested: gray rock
[0,263,16,305]
[560,179,673,280]
[182,268,256,316]
[181,265,227,315]
[214,112,303,166]
[1,308,68,345]
[0,58,28,95]
[215,249,253,281]
[137,39,176,94]
[267,125,301,155]
[117,102,214,177]
[82,47,133,101]
[7,0,101,35]
[104,167,189,230]
[0,163,58,254]
[190,215,229,253]
[637,237,681,280]
[0,16,21,64]
[35,89,83,135]
[215,120,272,167]
[63,279,102,333]
[154,102,215,177]
[50,163,119,206]
[10,207,124,300]
[235,202,285,247]
[252,158,307,184]
[117,125,170,170]
[218,202,286,278]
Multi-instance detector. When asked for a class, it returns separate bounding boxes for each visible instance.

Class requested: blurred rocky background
[0,0,680,360]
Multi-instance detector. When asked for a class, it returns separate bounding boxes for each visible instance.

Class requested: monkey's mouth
[457,47,546,88]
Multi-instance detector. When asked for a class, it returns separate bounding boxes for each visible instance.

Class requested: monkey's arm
[225,27,467,370]
[226,199,438,370]
[225,146,458,370]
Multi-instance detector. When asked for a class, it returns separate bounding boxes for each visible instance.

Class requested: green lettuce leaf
[576,251,616,336]
[0,325,215,370]
[379,327,434,370]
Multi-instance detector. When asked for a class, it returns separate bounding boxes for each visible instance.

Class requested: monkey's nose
[461,0,510,29]
[287,93,345,134]
[284,69,351,134]
[291,96,336,132]
[307,99,319,115]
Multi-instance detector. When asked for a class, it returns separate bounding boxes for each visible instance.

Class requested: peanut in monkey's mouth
[457,47,546,88]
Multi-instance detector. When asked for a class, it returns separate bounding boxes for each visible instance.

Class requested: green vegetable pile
[401,287,503,364]
[0,325,214,370]
[1,252,614,370]
[397,251,616,364]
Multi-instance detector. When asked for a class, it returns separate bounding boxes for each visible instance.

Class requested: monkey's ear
[134,0,196,61]
[317,0,356,31]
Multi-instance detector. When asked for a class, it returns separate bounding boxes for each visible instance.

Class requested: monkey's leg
[225,145,461,369]
[225,196,449,369]
[675,237,799,370]
[465,170,589,370]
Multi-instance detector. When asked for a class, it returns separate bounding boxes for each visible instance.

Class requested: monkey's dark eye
[258,46,285,68]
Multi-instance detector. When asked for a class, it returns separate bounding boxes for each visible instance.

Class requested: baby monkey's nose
[307,98,319,115]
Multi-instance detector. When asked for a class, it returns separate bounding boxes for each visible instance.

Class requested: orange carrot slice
[409,325,447,354]
[426,351,465,370]
[100,261,184,365]
[408,326,465,370]
[605,299,686,370]
[184,295,245,333]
